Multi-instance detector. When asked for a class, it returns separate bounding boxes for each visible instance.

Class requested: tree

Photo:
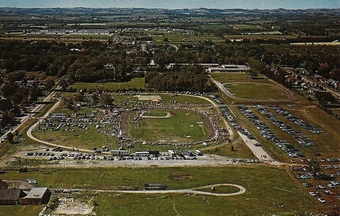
[308,158,320,179]
[7,132,14,144]
[248,69,259,79]
[101,93,113,106]
[59,79,68,91]
[45,79,55,90]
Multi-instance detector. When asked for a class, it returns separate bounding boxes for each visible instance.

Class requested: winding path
[80,183,246,197]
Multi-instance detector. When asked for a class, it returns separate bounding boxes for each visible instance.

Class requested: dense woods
[145,66,215,92]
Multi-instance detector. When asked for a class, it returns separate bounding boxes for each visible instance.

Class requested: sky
[0,0,339,9]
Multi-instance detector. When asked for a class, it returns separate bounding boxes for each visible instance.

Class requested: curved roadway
[80,183,246,197]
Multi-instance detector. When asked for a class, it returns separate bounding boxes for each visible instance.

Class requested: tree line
[145,66,216,92]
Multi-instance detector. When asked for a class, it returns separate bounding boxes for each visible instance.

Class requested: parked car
[309,191,317,196]
[318,198,326,203]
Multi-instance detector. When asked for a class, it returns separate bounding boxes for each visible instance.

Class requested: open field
[0,205,42,216]
[225,82,292,101]
[204,139,256,159]
[0,166,323,215]
[127,109,212,143]
[211,72,253,83]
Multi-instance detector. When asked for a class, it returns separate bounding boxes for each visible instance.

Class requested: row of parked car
[26,151,115,161]
[270,105,323,134]
[254,105,314,147]
[237,105,304,158]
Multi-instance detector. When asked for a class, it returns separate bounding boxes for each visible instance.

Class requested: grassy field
[0,205,42,216]
[141,111,168,117]
[0,166,324,215]
[128,109,211,143]
[203,136,257,159]
[211,72,269,83]
[225,82,291,100]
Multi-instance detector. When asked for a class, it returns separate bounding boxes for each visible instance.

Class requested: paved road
[0,90,59,142]
[26,98,101,154]
[65,183,246,197]
[236,132,283,165]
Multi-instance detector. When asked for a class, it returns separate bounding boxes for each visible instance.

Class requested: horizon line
[0,6,339,10]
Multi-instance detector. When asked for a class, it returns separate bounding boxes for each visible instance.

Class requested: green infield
[127,109,212,143]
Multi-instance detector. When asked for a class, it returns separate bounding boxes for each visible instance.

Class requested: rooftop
[24,187,48,199]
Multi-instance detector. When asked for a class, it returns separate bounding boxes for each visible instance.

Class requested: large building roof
[24,187,48,199]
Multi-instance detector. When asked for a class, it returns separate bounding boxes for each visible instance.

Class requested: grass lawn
[203,136,256,159]
[0,166,324,215]
[211,72,252,83]
[225,82,291,100]
[0,205,43,216]
[128,109,211,143]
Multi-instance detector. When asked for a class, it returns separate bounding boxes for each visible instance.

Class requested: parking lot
[290,158,340,206]
[237,104,305,158]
